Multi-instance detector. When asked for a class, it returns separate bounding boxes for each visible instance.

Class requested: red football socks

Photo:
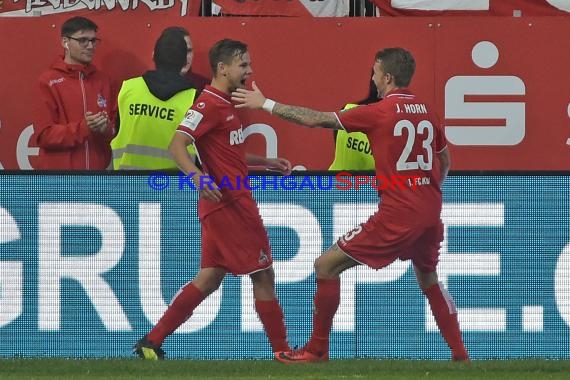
[424,282,469,360]
[306,278,341,355]
[147,282,206,346]
[255,299,289,352]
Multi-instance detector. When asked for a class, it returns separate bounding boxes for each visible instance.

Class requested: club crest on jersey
[181,109,204,131]
[258,249,269,265]
[229,127,244,145]
[97,94,107,108]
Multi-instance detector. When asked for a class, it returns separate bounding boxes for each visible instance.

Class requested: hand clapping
[85,111,109,133]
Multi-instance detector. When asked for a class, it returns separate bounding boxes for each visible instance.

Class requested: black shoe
[133,336,165,360]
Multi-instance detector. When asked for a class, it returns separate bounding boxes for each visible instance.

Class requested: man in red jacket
[35,16,117,170]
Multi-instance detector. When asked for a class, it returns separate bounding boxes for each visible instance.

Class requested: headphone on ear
[65,42,69,49]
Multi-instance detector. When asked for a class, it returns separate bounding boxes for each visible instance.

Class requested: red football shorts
[201,195,272,275]
[337,214,444,273]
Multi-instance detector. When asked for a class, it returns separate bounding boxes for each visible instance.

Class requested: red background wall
[0,14,569,170]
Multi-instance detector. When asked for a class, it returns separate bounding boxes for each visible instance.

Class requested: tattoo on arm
[273,104,341,129]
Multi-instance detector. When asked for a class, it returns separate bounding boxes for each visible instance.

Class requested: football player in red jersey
[134,39,291,360]
[232,47,469,363]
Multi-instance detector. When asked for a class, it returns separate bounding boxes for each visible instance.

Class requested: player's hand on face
[231,81,266,110]
[267,157,292,175]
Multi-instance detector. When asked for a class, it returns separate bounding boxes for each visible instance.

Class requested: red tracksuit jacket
[35,56,117,170]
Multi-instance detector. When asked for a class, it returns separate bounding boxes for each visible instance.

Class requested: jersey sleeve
[335,104,379,133]
[177,101,218,141]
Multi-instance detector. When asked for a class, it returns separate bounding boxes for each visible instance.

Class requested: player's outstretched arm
[232,81,342,130]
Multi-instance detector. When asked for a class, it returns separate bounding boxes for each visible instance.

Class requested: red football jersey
[336,88,448,226]
[177,85,250,218]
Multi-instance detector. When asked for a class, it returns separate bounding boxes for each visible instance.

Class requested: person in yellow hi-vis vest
[111,27,198,170]
[329,76,381,171]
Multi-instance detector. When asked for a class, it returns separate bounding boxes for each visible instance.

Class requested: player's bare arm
[246,154,292,175]
[170,132,222,202]
[436,146,451,187]
[232,81,342,130]
[272,104,341,130]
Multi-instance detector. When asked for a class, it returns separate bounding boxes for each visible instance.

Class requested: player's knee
[193,271,225,295]
[313,256,324,275]
[415,270,438,291]
[194,280,220,296]
[251,268,275,286]
[314,252,342,279]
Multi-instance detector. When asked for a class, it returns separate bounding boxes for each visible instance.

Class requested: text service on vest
[346,136,371,154]
[129,103,176,121]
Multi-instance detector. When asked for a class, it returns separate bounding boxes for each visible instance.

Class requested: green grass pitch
[1,359,570,379]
